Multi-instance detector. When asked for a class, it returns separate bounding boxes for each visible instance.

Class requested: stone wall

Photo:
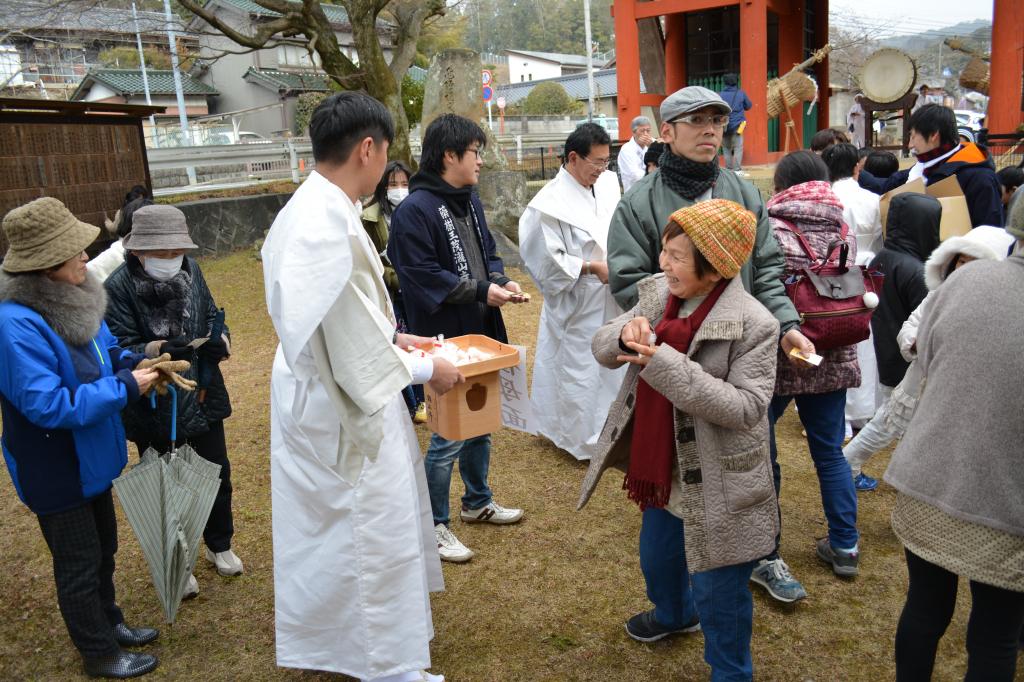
[151,164,249,189]
[175,192,292,257]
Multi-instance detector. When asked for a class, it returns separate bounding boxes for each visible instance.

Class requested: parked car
[954,109,985,132]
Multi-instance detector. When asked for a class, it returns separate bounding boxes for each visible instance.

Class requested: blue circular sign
[482,86,493,102]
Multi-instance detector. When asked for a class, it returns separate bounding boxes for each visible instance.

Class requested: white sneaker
[205,548,244,576]
[460,501,524,525]
[434,524,474,563]
[183,574,199,600]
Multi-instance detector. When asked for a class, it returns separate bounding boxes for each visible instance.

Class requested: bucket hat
[122,205,198,251]
[2,197,100,273]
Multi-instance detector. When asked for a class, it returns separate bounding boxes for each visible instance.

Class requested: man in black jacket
[869,193,941,390]
[388,114,526,565]
[859,104,1003,228]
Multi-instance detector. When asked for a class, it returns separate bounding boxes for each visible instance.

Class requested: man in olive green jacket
[607,86,816,613]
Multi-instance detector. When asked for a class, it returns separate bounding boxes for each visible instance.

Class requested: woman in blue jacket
[0,198,160,679]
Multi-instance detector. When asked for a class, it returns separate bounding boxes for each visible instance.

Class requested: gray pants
[722,132,744,171]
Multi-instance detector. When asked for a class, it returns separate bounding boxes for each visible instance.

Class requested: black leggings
[896,549,1024,682]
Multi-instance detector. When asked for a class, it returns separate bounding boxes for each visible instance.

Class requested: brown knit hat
[667,199,757,279]
[2,197,100,273]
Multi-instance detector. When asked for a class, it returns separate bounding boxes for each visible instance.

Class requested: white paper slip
[789,348,824,366]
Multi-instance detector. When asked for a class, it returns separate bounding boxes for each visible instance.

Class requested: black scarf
[409,168,475,218]
[658,149,720,200]
[128,256,192,339]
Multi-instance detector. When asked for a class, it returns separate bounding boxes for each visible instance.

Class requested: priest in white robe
[261,92,461,682]
[519,123,625,460]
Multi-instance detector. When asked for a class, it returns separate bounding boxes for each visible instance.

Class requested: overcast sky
[829,0,993,36]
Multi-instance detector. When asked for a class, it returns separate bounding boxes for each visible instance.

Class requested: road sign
[482,86,493,102]
[497,96,506,110]
[481,70,492,86]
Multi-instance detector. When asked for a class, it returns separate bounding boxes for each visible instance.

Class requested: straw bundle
[960,57,990,95]
[767,71,816,118]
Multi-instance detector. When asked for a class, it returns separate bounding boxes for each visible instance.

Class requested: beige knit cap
[2,197,100,273]
[1007,195,1024,241]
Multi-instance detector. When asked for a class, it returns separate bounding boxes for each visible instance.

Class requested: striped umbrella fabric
[113,442,221,623]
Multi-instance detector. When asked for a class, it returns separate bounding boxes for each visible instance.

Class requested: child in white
[844,226,1014,477]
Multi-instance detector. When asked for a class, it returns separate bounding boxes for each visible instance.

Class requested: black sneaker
[624,609,700,642]
[816,537,859,577]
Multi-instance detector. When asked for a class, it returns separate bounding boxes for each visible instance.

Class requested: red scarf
[625,280,729,509]
[917,142,958,179]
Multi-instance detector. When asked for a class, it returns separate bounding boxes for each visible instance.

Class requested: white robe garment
[617,137,647,192]
[519,167,625,460]
[261,171,442,678]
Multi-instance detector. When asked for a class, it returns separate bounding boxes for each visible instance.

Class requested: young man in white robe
[519,123,625,460]
[261,92,462,682]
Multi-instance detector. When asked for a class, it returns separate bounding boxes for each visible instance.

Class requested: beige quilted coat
[578,274,781,573]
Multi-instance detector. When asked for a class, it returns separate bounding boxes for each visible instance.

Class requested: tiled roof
[496,68,645,106]
[243,67,330,93]
[504,49,591,68]
[71,69,219,99]
[217,0,349,26]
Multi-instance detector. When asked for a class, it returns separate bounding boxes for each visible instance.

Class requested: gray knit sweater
[884,250,1024,537]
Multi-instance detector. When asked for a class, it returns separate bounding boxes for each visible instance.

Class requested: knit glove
[137,353,197,396]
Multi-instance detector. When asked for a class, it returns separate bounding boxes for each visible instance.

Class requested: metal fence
[146,138,315,188]
[986,133,1024,170]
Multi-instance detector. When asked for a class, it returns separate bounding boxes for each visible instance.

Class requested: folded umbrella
[112,386,221,623]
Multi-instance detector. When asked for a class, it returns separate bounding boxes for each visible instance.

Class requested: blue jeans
[641,507,756,682]
[770,390,859,549]
[424,433,493,526]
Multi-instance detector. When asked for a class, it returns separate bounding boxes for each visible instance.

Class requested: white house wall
[509,57,561,83]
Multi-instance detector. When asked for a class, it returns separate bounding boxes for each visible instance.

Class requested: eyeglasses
[465,147,482,158]
[581,156,611,169]
[671,113,730,129]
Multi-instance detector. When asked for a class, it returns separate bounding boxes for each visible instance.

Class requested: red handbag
[776,220,884,352]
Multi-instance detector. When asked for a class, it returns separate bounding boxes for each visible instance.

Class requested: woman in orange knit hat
[579,198,780,682]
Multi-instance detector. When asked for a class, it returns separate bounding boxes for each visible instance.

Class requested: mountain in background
[880,19,991,52]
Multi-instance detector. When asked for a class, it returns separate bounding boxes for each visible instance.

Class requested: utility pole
[163,0,196,183]
[131,2,159,148]
[583,0,595,121]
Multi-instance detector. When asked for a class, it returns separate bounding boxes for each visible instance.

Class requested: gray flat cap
[660,86,731,123]
[122,204,198,251]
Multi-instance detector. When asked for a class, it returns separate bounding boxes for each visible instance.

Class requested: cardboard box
[423,334,520,441]
[878,175,972,241]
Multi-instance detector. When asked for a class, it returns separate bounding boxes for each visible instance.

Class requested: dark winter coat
[105,255,231,443]
[869,193,941,387]
[0,272,143,515]
[388,174,509,342]
[858,143,1004,228]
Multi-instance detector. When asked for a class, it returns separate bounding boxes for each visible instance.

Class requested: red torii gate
[987,0,1024,135]
[613,0,829,167]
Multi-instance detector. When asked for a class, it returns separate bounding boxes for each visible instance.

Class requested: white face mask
[142,255,184,281]
[387,188,409,206]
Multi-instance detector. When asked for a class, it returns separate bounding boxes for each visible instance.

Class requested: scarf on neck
[658,149,720,200]
[918,142,959,179]
[625,279,729,509]
[128,255,193,339]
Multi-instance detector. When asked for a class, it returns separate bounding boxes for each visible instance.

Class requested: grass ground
[0,250,1016,681]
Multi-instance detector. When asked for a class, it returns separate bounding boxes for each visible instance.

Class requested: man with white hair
[617,115,653,192]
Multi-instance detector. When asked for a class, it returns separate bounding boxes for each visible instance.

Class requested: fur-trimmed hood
[0,271,108,346]
[924,226,1015,291]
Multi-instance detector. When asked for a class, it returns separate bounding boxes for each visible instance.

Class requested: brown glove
[139,354,197,395]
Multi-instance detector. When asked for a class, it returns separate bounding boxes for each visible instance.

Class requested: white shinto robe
[617,137,647,192]
[261,171,442,678]
[519,167,625,460]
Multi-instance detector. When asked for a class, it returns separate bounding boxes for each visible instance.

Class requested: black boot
[114,623,159,647]
[83,650,158,678]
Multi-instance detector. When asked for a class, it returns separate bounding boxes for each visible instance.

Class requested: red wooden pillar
[740,0,769,164]
[614,1,641,141]
[777,0,804,147]
[814,0,830,133]
[987,0,1024,134]
[664,14,688,95]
